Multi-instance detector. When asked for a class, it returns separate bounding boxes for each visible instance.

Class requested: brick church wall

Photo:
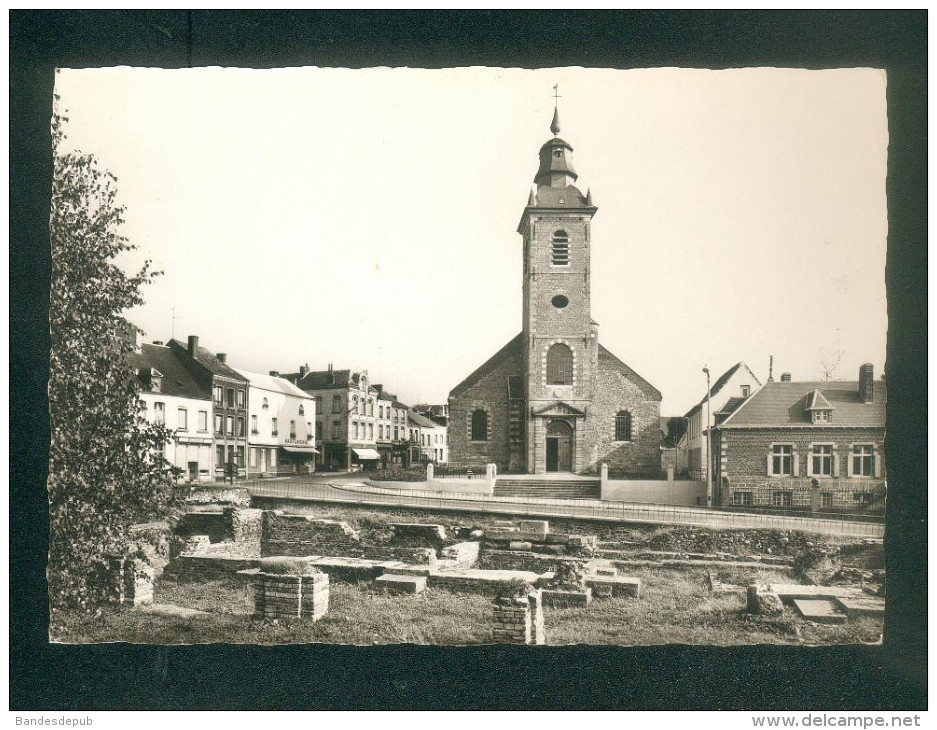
[448,347,523,472]
[583,361,661,476]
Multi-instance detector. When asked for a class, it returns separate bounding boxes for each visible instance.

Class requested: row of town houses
[130,333,449,481]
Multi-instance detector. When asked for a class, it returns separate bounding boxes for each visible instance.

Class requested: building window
[290,420,296,439]
[177,408,187,431]
[740,385,751,397]
[851,445,874,476]
[315,396,322,411]
[249,448,258,468]
[353,422,359,440]
[551,294,569,309]
[394,426,399,441]
[853,491,873,505]
[813,409,832,424]
[251,415,258,434]
[368,399,374,416]
[298,404,305,416]
[226,388,235,408]
[154,402,165,425]
[332,419,341,439]
[470,410,488,441]
[614,411,633,442]
[352,396,359,414]
[237,389,246,408]
[226,416,234,436]
[214,415,223,435]
[213,386,223,405]
[732,491,753,506]
[332,395,341,414]
[216,445,225,469]
[271,417,278,437]
[811,444,833,477]
[771,491,793,507]
[546,343,574,385]
[821,492,833,508]
[770,444,793,476]
[236,446,245,467]
[368,423,373,439]
[237,415,245,436]
[551,231,569,266]
[262,397,269,410]
[198,410,208,432]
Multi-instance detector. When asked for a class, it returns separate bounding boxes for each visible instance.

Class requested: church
[448,105,663,476]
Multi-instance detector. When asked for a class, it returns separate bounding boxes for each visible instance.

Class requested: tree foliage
[48,101,177,610]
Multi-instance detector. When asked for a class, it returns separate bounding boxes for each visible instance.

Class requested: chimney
[299,364,309,377]
[152,340,163,346]
[859,363,874,403]
[780,372,791,382]
[187,335,199,357]
[216,353,227,364]
[269,370,280,377]
[768,355,774,382]
[326,363,334,384]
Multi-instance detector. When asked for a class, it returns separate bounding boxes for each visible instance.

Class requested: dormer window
[741,385,751,397]
[812,409,832,424]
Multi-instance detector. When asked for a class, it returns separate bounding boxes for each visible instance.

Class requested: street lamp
[702,365,712,507]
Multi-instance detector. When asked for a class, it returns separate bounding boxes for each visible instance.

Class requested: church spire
[550,83,562,135]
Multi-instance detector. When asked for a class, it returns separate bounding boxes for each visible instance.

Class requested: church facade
[448,109,662,476]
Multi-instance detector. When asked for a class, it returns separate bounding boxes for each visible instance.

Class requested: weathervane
[550,83,562,136]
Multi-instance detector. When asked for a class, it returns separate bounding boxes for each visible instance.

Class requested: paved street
[243,475,884,539]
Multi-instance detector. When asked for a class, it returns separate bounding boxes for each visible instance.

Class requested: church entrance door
[545,420,573,472]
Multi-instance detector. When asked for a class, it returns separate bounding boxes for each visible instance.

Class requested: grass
[49,565,882,647]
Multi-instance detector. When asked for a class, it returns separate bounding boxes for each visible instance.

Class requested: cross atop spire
[550,84,562,135]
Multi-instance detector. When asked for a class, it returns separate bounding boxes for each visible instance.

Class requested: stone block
[746,584,785,616]
[253,571,329,621]
[584,576,640,599]
[390,522,448,543]
[834,595,885,619]
[441,541,480,568]
[541,587,592,608]
[516,520,549,537]
[375,574,427,594]
[567,535,598,550]
[793,599,847,624]
[508,541,533,551]
[540,544,566,555]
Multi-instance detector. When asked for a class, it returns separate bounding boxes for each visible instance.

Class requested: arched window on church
[298,404,305,416]
[615,410,633,442]
[546,343,574,385]
[470,410,488,442]
[551,230,569,266]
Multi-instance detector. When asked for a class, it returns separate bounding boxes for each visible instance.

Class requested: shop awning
[280,445,320,455]
[352,448,381,460]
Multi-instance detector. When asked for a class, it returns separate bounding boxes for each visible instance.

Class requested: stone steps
[494,479,601,500]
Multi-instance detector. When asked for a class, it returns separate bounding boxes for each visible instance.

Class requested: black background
[10,10,927,710]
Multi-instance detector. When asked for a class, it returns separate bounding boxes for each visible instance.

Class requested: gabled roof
[407,410,442,429]
[598,344,662,401]
[534,401,586,418]
[684,362,760,418]
[449,332,524,398]
[129,343,211,400]
[167,339,248,383]
[288,368,357,391]
[805,388,834,411]
[233,368,312,399]
[719,380,886,429]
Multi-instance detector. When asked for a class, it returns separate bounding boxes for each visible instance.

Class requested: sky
[54,66,888,415]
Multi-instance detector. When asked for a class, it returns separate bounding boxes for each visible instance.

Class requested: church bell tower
[516,101,599,473]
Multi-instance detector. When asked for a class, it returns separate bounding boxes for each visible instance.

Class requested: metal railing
[240,475,884,539]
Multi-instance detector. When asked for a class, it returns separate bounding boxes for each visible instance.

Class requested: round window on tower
[551,294,569,309]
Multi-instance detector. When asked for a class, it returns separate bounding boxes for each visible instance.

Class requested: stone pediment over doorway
[533,401,586,418]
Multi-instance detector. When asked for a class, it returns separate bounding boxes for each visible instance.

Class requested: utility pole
[702,365,712,507]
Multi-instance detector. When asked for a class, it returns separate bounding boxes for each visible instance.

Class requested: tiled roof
[233,368,312,399]
[129,344,210,400]
[289,368,357,391]
[407,410,441,429]
[598,344,662,401]
[685,362,760,418]
[449,333,524,398]
[719,380,886,428]
[167,339,247,382]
